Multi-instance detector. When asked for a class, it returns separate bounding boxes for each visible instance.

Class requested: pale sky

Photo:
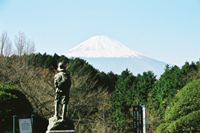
[0,0,200,67]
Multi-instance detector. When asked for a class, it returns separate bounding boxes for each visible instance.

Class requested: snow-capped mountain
[63,35,169,77]
[63,35,144,58]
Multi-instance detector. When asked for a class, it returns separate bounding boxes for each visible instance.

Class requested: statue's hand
[56,88,63,93]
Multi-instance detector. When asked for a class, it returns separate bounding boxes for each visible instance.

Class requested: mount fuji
[63,35,168,77]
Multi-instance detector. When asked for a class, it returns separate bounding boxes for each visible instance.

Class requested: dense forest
[0,32,200,133]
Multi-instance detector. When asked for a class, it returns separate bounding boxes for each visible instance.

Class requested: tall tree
[109,69,135,131]
[107,71,118,92]
[132,71,157,104]
[0,31,12,56]
[14,31,35,56]
[149,65,184,119]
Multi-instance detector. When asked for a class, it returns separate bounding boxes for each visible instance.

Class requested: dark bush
[0,84,33,132]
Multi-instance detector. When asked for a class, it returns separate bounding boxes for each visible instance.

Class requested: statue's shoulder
[55,72,61,77]
[54,72,64,80]
[60,71,70,76]
[55,71,70,79]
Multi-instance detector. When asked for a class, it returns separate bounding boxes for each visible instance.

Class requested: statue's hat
[58,62,66,71]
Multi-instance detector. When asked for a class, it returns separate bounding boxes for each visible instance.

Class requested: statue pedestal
[46,130,76,133]
[47,116,75,132]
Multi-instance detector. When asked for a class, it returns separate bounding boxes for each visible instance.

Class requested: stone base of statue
[46,116,76,133]
[46,130,76,133]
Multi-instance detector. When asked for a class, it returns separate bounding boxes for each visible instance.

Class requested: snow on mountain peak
[63,35,144,58]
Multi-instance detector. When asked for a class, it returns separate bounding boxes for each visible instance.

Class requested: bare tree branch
[0,31,12,56]
[14,31,35,56]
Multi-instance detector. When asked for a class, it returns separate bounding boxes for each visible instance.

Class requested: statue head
[58,62,66,71]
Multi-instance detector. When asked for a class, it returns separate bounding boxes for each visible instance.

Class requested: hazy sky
[1,0,200,67]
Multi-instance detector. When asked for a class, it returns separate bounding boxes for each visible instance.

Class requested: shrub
[0,84,33,132]
[156,79,200,133]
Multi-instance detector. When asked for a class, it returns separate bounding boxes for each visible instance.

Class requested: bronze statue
[46,62,75,131]
[54,62,71,120]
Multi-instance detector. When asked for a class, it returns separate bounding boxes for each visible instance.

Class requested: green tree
[132,71,157,104]
[156,78,200,133]
[44,56,57,70]
[109,70,157,132]
[97,72,110,88]
[107,71,118,92]
[53,53,60,62]
[34,52,48,68]
[109,69,135,131]
[180,61,199,84]
[149,65,184,118]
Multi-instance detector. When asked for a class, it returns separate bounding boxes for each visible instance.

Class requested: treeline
[1,31,200,132]
[32,52,118,93]
[0,53,118,132]
[108,61,200,132]
[31,53,200,132]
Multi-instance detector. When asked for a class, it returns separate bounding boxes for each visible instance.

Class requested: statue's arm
[54,75,59,88]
